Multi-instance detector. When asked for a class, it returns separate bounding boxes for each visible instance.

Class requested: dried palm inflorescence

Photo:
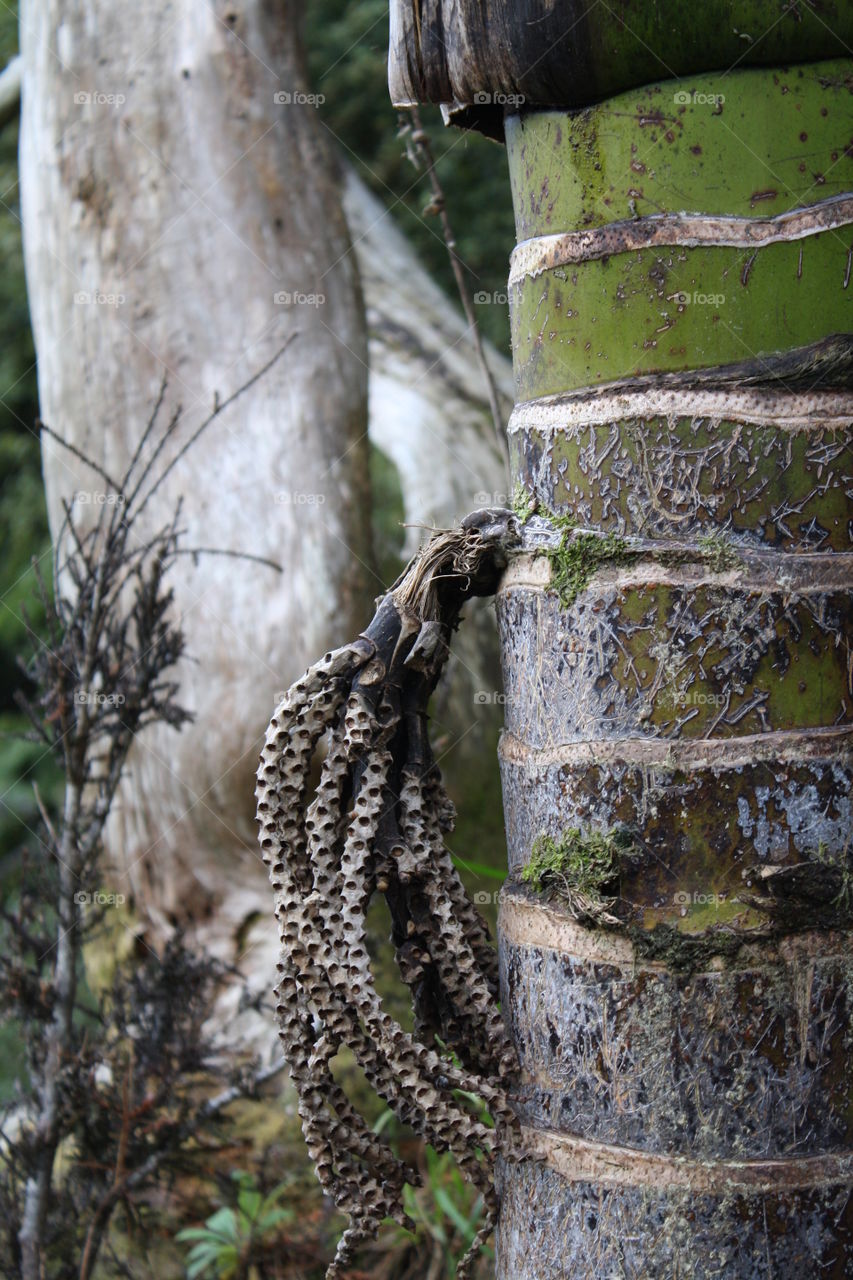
[256,509,522,1278]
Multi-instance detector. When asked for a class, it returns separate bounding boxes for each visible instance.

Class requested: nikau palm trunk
[389,8,853,1274]
[495,61,853,1277]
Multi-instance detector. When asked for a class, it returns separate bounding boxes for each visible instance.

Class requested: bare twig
[173,546,283,574]
[37,421,123,494]
[404,107,509,474]
[12,349,290,1280]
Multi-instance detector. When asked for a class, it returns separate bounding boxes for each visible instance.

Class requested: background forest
[0,2,515,1276]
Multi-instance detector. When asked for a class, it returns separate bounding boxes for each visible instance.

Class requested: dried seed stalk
[256,509,522,1277]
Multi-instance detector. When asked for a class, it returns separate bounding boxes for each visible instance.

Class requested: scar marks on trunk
[510,410,853,551]
[508,192,853,284]
[495,1160,853,1278]
[498,750,853,935]
[499,893,853,1160]
[497,576,852,746]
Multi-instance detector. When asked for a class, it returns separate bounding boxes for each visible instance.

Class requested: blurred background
[0,2,519,1276]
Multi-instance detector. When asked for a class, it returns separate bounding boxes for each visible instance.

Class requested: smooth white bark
[20,0,511,1048]
[20,0,372,940]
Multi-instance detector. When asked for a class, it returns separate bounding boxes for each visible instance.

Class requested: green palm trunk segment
[508,60,853,392]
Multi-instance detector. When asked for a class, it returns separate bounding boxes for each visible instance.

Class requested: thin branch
[405,107,509,474]
[32,783,58,848]
[173,546,283,574]
[201,1056,288,1116]
[120,372,169,496]
[38,422,123,496]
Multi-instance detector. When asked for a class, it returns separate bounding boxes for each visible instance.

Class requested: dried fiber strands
[256,510,522,1278]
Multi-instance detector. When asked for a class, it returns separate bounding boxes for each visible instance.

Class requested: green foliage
[0,711,62,895]
[304,0,515,351]
[176,1172,294,1279]
[372,1104,493,1278]
[0,435,57,870]
[0,3,56,877]
[523,828,630,898]
[400,1147,488,1278]
[368,441,406,589]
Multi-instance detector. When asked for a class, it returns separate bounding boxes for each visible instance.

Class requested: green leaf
[256,1206,291,1233]
[185,1243,221,1261]
[372,1107,395,1135]
[237,1187,262,1221]
[185,1245,225,1279]
[186,1256,216,1279]
[201,1208,240,1242]
[434,1188,476,1242]
[450,856,506,880]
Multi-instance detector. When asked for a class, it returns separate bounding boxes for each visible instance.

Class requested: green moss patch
[537,510,637,607]
[511,482,537,525]
[522,828,636,923]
